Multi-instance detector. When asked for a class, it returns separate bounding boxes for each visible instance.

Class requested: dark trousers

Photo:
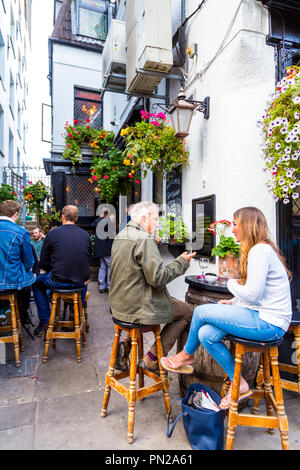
[33,272,87,325]
[0,286,31,324]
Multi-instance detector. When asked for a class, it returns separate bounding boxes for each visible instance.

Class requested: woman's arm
[227,244,269,303]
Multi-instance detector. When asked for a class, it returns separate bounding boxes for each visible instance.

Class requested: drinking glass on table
[220,259,230,285]
[199,258,209,279]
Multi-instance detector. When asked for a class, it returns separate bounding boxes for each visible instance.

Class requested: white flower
[292,154,299,160]
[283,185,289,192]
[285,147,291,154]
[292,136,299,142]
[293,96,300,104]
[283,155,290,161]
[273,195,279,202]
[283,198,290,204]
[292,193,299,199]
[275,143,281,150]
[282,117,288,125]
[278,178,285,185]
[295,112,300,120]
[290,182,297,189]
[280,128,288,134]
[285,136,292,143]
[286,169,295,178]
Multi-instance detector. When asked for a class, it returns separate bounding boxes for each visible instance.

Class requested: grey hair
[129,202,158,223]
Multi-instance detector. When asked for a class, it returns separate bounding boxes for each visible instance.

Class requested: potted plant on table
[208,219,240,278]
[258,66,300,203]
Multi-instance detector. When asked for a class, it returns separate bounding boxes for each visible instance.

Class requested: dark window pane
[74,88,102,129]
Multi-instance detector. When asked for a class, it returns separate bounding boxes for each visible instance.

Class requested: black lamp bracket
[185,96,210,120]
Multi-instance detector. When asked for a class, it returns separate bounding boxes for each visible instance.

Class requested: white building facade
[0,0,31,184]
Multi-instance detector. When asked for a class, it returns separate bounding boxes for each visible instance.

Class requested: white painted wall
[0,0,31,182]
[52,43,103,153]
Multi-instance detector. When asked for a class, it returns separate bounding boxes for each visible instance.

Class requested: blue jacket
[0,217,35,291]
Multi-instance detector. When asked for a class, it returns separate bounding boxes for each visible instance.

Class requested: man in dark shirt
[33,205,91,335]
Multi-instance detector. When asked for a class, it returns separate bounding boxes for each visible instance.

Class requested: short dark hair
[62,205,78,223]
[0,200,21,218]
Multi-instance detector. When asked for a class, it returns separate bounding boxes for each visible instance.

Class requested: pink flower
[151,121,160,127]
[92,175,97,180]
[134,180,141,184]
[103,175,109,179]
[156,112,166,120]
[28,181,32,184]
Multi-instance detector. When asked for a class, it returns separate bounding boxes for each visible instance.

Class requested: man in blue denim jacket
[0,200,35,323]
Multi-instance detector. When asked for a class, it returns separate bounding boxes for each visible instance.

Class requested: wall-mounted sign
[192,194,216,260]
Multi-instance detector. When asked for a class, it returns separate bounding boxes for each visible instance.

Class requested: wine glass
[220,259,230,285]
[199,258,209,279]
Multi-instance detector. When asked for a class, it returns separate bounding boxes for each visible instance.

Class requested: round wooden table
[177,276,260,396]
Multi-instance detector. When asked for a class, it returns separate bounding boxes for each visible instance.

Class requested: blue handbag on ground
[167,383,225,450]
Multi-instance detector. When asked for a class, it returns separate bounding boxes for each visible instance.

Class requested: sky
[27,0,54,168]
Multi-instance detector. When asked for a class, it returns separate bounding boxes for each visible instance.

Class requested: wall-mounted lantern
[168,88,210,142]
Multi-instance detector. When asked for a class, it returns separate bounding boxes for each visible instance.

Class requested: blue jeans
[33,272,87,325]
[98,256,111,290]
[184,304,285,381]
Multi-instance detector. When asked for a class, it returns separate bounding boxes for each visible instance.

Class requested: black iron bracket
[185,97,210,120]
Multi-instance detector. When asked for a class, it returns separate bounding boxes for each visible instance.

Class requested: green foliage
[0,184,18,203]
[208,219,240,258]
[39,206,61,233]
[158,214,190,243]
[211,235,240,258]
[23,180,51,219]
[121,111,189,178]
[62,119,115,166]
[259,66,300,203]
[91,148,141,203]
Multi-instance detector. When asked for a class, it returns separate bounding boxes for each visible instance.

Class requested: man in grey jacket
[109,201,196,372]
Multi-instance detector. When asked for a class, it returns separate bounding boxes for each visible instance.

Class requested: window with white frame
[10,6,15,56]
[76,0,109,41]
[9,71,15,118]
[17,102,21,137]
[0,29,4,85]
[0,104,4,155]
[9,129,14,164]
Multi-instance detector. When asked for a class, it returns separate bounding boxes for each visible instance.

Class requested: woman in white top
[161,207,292,409]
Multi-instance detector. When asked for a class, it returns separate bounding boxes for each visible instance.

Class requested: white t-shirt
[227,243,292,331]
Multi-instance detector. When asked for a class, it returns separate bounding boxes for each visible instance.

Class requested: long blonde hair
[233,207,292,285]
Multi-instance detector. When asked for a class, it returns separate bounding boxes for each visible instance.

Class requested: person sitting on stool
[33,205,91,336]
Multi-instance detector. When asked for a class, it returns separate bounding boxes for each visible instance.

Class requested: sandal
[219,390,253,410]
[160,357,194,375]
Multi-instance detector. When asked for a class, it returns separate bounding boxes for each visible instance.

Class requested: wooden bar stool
[101,318,171,444]
[224,335,289,450]
[43,288,87,364]
[62,291,90,332]
[0,290,24,367]
[253,320,300,404]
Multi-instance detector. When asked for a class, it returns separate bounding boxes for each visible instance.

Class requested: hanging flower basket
[62,119,115,167]
[258,66,300,203]
[121,110,189,178]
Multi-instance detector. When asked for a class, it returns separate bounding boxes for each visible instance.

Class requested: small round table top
[185,275,230,294]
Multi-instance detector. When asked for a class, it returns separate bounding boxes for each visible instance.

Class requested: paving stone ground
[0,281,299,450]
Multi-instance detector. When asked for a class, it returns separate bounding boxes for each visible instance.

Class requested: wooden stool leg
[138,331,144,390]
[270,346,290,450]
[253,353,264,415]
[52,297,61,349]
[221,375,231,398]
[293,325,300,394]
[78,295,87,348]
[101,326,120,417]
[10,295,20,367]
[43,293,58,363]
[73,296,81,363]
[226,343,244,451]
[262,351,275,434]
[84,301,89,332]
[127,329,138,444]
[14,297,24,353]
[154,326,171,421]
